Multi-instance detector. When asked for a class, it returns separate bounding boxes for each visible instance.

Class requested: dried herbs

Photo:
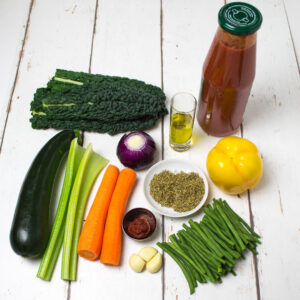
[149,170,205,212]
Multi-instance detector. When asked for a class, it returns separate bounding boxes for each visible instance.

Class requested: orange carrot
[77,164,119,260]
[100,168,136,265]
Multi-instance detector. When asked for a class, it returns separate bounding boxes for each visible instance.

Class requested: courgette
[10,130,79,258]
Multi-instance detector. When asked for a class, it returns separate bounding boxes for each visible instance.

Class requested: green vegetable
[157,199,261,295]
[31,115,158,136]
[30,69,168,135]
[157,242,195,294]
[37,137,85,281]
[10,130,78,258]
[61,144,108,281]
[32,99,166,122]
[215,203,246,252]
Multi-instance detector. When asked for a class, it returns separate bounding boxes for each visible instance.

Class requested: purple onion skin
[117,131,156,170]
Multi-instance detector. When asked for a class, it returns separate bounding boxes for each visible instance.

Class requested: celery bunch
[37,138,108,281]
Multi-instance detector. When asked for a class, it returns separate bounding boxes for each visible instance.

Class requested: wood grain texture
[0,0,96,299]
[230,0,300,299]
[162,0,258,299]
[0,0,32,146]
[284,0,300,70]
[69,1,163,300]
[1,0,300,299]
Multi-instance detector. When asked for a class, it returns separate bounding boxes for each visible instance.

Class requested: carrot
[77,164,119,260]
[100,168,136,265]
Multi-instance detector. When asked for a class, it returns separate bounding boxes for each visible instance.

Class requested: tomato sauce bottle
[197,2,262,136]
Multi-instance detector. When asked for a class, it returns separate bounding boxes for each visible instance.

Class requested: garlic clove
[146,252,162,273]
[138,246,157,262]
[129,254,145,273]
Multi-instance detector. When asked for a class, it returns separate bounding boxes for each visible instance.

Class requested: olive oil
[169,92,196,151]
[170,113,193,144]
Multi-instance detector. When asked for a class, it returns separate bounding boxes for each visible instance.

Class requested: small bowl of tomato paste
[122,208,156,240]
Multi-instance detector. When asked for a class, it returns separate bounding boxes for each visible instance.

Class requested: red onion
[117,131,156,170]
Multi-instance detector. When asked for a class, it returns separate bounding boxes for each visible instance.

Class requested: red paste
[197,28,257,136]
[127,216,151,239]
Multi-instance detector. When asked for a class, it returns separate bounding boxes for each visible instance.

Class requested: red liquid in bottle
[197,28,257,136]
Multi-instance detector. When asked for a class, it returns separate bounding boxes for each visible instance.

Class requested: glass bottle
[197,2,262,136]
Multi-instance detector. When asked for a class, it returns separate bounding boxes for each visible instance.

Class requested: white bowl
[143,159,209,218]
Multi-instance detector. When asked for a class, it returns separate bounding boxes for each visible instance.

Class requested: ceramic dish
[143,159,209,218]
[122,207,156,240]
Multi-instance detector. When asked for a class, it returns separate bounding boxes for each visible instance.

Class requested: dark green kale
[30,69,167,134]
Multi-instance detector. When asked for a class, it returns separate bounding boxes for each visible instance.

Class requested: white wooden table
[1,0,300,299]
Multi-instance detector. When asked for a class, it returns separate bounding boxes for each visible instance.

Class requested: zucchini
[10,130,78,258]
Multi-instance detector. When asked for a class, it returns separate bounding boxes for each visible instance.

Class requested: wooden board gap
[283,0,300,74]
[0,0,34,153]
[88,0,99,74]
[247,190,261,300]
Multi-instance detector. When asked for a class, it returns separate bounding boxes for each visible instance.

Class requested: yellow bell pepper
[206,136,263,195]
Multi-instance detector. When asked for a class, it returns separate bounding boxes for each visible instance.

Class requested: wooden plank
[229,0,300,299]
[0,0,32,145]
[162,0,258,299]
[70,1,163,299]
[284,0,300,69]
[0,1,96,299]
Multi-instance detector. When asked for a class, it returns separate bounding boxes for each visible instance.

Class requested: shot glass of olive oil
[169,93,197,151]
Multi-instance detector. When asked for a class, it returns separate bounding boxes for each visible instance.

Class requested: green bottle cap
[218,2,262,36]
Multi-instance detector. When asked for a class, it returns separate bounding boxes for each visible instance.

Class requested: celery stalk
[61,144,108,281]
[37,137,84,281]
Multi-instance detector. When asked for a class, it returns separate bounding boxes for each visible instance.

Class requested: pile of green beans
[157,199,261,294]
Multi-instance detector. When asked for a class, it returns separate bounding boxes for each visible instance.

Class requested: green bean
[201,223,240,260]
[184,225,214,253]
[218,201,251,236]
[223,200,260,238]
[204,206,234,241]
[202,216,236,247]
[212,205,244,253]
[176,233,207,275]
[157,242,195,294]
[178,240,216,283]
[217,205,246,250]
[198,273,207,283]
[231,269,237,276]
[178,232,222,281]
[197,221,231,258]
[158,199,261,294]
[182,225,226,263]
[189,220,224,257]
[216,204,246,251]
[178,231,222,274]
[221,203,261,244]
[180,229,226,266]
[181,258,197,288]
[168,235,206,276]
